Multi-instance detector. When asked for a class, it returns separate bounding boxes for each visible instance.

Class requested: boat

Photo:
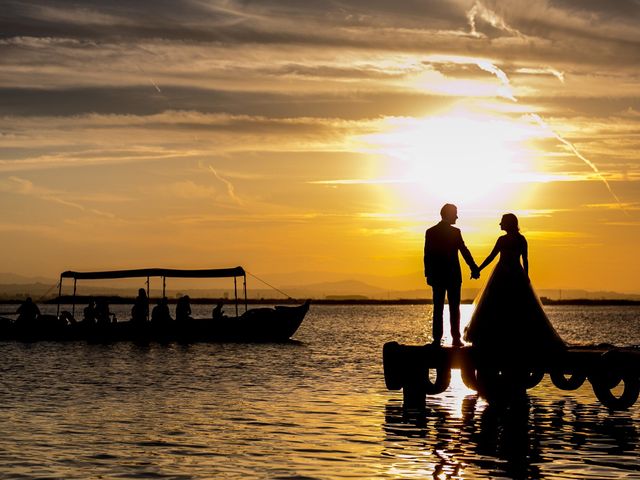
[0,267,309,342]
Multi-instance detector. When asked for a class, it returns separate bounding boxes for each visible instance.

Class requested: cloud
[308,178,404,185]
[585,202,640,211]
[208,166,243,205]
[0,176,116,218]
[466,0,525,38]
[516,67,565,83]
[1,0,638,84]
[0,110,384,172]
[428,50,630,214]
[168,180,218,200]
[475,60,517,101]
[0,222,59,235]
[525,230,589,240]
[527,113,627,211]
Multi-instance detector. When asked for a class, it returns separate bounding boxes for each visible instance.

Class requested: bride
[464,213,565,354]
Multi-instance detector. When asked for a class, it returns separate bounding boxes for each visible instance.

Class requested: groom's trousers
[431,284,461,343]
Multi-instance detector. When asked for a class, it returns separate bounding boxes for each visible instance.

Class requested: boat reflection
[383,394,639,479]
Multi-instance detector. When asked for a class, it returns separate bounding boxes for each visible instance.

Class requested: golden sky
[1,0,639,293]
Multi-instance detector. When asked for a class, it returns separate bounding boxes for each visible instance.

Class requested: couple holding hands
[424,203,564,352]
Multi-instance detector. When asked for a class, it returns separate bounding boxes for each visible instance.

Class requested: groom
[424,204,479,347]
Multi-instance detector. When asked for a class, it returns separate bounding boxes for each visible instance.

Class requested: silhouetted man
[16,297,40,325]
[424,204,479,347]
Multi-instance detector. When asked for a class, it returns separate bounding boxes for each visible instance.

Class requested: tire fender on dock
[383,342,403,390]
[550,369,587,390]
[588,350,640,410]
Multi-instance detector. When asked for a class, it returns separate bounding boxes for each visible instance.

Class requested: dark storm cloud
[0,0,463,44]
[0,0,465,40]
[1,0,639,125]
[549,0,640,21]
[1,0,638,66]
[0,86,454,119]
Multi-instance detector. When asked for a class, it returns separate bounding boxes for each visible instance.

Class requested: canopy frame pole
[162,276,166,298]
[57,276,63,317]
[243,274,247,313]
[72,278,77,318]
[234,276,238,317]
[146,276,150,321]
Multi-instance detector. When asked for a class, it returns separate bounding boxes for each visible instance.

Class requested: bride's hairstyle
[502,213,519,233]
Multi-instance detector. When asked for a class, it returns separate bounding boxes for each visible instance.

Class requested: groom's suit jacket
[424,221,476,287]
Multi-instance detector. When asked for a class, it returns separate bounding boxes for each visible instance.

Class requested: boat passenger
[151,297,172,324]
[83,297,96,324]
[175,295,192,322]
[95,299,112,325]
[16,297,40,325]
[131,288,149,323]
[212,302,224,320]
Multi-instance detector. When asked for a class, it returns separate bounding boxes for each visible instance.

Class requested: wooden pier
[383,342,640,410]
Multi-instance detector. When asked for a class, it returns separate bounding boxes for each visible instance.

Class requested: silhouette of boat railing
[383,342,640,411]
[0,267,309,342]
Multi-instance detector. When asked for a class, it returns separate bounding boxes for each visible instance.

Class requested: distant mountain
[0,271,638,301]
[258,270,425,292]
[537,289,640,301]
[0,272,55,285]
[280,279,389,298]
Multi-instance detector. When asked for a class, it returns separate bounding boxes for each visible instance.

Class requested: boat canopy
[60,267,245,281]
[57,266,248,318]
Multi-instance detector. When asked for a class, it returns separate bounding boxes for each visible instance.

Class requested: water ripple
[0,304,639,478]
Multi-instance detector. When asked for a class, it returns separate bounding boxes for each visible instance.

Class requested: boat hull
[0,301,310,343]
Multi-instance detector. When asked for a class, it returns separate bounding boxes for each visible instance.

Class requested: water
[0,304,639,479]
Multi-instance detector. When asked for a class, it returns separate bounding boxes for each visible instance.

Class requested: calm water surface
[1,304,639,479]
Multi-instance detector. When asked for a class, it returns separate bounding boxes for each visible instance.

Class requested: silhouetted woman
[131,288,149,323]
[83,297,96,324]
[95,299,112,325]
[464,213,564,354]
[151,297,172,324]
[175,295,192,322]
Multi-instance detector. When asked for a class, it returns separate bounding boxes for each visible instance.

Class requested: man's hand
[470,267,480,280]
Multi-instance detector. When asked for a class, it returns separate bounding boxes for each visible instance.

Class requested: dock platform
[383,342,640,410]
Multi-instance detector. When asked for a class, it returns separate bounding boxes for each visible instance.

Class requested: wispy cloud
[466,0,525,38]
[516,67,565,83]
[0,176,116,218]
[528,113,627,212]
[475,59,517,101]
[308,178,405,185]
[208,166,243,205]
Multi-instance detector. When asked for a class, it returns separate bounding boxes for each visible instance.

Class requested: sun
[362,108,541,208]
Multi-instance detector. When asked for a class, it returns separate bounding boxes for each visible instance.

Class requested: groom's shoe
[452,338,464,347]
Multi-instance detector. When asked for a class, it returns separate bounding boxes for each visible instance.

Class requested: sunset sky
[1,0,639,293]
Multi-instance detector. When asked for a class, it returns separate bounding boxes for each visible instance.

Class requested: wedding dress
[464,233,565,353]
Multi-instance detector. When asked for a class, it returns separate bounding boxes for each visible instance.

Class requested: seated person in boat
[16,297,40,325]
[95,299,113,325]
[175,295,192,321]
[83,298,96,324]
[151,297,173,324]
[212,302,225,320]
[131,288,149,323]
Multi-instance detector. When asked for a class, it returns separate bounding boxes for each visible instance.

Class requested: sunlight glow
[361,108,540,207]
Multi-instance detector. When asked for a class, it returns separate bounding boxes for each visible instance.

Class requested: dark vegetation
[2,297,639,306]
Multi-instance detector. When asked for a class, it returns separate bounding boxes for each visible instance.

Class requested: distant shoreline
[1,297,639,306]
